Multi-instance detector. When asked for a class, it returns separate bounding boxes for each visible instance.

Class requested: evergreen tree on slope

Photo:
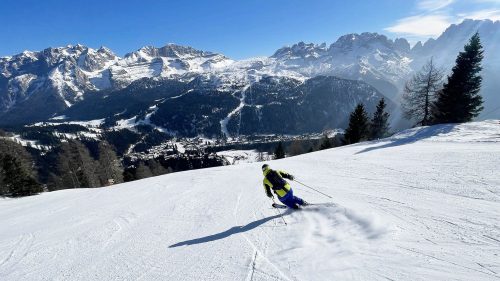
[0,154,42,197]
[432,32,484,124]
[369,98,391,140]
[343,103,370,145]
[319,134,333,150]
[274,142,285,159]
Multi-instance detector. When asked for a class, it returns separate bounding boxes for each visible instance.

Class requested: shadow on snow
[169,210,293,248]
[355,124,456,154]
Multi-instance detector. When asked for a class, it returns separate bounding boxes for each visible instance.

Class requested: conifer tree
[432,32,484,124]
[135,162,153,179]
[369,98,391,140]
[0,154,42,197]
[319,134,333,150]
[289,140,305,156]
[273,142,285,159]
[343,103,370,144]
[0,139,43,197]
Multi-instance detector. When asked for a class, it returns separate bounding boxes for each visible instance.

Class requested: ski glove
[289,175,295,180]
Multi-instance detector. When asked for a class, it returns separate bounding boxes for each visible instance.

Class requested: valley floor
[1,121,499,280]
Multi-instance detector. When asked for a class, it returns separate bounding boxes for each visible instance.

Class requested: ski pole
[293,179,333,199]
[271,198,287,225]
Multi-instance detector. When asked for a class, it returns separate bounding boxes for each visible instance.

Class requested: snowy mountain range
[1,19,499,135]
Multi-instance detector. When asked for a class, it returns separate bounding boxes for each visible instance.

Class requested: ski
[306,202,336,207]
[272,202,327,209]
[272,203,287,209]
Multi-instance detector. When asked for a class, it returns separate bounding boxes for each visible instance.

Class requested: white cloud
[459,9,500,21]
[417,0,455,11]
[384,14,452,37]
[473,0,500,3]
[384,0,500,42]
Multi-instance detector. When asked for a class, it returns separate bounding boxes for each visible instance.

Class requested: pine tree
[135,162,153,179]
[0,139,43,197]
[273,142,285,159]
[0,157,5,195]
[146,159,167,176]
[319,134,333,150]
[0,154,42,197]
[343,103,370,144]
[289,140,305,156]
[432,32,484,124]
[369,98,391,140]
[402,58,444,126]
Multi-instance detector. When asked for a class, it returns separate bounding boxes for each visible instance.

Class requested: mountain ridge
[1,19,499,132]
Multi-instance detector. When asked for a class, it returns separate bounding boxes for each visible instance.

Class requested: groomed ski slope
[1,121,500,281]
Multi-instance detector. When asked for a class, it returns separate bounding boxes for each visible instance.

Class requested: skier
[261,164,307,209]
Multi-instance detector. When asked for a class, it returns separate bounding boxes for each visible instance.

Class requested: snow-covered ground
[217,149,271,164]
[1,120,499,280]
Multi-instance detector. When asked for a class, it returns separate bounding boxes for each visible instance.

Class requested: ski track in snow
[1,121,500,280]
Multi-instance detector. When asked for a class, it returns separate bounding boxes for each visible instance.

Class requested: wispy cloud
[474,0,500,3]
[459,9,500,21]
[385,14,452,37]
[417,0,455,11]
[385,0,500,42]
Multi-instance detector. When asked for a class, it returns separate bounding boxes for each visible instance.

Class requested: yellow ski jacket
[262,168,294,198]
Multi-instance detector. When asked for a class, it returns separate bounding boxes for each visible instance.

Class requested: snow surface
[1,120,499,280]
[216,149,270,164]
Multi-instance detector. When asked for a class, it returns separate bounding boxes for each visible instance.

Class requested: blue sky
[1,0,499,59]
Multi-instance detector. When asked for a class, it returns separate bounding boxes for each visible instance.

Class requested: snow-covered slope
[1,120,499,280]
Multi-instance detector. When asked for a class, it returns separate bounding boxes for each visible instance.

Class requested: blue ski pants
[279,189,304,208]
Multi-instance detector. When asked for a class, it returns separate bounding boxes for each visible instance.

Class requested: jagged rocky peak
[394,38,411,53]
[444,19,498,36]
[125,43,220,61]
[22,44,100,70]
[411,41,424,53]
[3,45,114,69]
[436,19,498,46]
[97,46,116,57]
[158,43,212,58]
[272,42,328,59]
[329,32,409,53]
[77,46,117,72]
[11,50,38,61]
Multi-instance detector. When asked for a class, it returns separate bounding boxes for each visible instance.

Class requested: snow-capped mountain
[0,45,118,108]
[110,44,234,89]
[412,19,500,68]
[270,33,413,100]
[0,19,499,130]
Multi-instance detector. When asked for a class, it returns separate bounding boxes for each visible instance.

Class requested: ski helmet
[262,164,269,172]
